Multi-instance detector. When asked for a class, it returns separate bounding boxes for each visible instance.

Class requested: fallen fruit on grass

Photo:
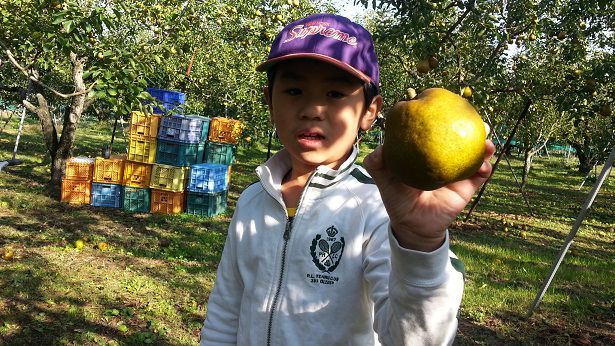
[383,88,487,190]
[2,249,14,261]
[74,239,85,250]
[97,242,109,251]
[520,231,528,239]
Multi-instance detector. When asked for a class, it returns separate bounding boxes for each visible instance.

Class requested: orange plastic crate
[129,111,161,139]
[61,179,91,205]
[127,136,157,164]
[65,157,95,181]
[93,157,125,184]
[122,161,152,188]
[207,117,243,145]
[149,164,189,192]
[150,189,185,214]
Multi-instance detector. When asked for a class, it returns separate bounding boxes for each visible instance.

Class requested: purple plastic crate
[145,88,186,114]
[157,115,210,143]
[187,163,228,193]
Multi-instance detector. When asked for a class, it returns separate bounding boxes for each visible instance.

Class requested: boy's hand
[363,140,496,252]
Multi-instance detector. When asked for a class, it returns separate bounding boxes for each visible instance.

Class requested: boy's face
[264,59,381,172]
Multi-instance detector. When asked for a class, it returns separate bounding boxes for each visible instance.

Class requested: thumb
[363,145,400,188]
[363,145,385,174]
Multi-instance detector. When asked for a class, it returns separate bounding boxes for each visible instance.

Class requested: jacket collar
[256,144,359,194]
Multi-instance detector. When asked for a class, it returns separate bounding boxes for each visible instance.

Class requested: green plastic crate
[186,190,227,217]
[203,141,235,165]
[156,139,205,167]
[122,186,151,212]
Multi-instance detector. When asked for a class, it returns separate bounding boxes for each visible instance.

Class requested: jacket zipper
[266,216,294,345]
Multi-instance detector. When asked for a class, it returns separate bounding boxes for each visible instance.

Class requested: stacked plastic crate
[185,117,243,217]
[61,157,95,205]
[145,89,196,215]
[122,111,160,212]
[91,155,125,208]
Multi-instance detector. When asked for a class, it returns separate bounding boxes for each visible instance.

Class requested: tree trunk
[569,141,592,174]
[22,53,92,198]
[521,147,534,192]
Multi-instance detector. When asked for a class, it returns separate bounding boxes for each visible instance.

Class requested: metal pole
[465,98,531,221]
[527,144,615,318]
[12,106,26,161]
[484,112,535,216]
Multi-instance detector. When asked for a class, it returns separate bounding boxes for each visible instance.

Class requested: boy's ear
[360,94,382,131]
[263,86,272,107]
[262,86,274,119]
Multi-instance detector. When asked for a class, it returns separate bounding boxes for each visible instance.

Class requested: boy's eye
[327,91,345,98]
[284,88,302,96]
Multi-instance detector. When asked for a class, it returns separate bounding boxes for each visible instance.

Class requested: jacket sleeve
[364,221,464,346]
[200,212,244,345]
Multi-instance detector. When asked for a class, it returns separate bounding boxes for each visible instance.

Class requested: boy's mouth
[297,130,325,148]
[298,132,324,140]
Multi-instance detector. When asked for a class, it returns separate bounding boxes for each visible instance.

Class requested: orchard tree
[0,0,326,195]
[357,0,613,174]
[0,0,200,195]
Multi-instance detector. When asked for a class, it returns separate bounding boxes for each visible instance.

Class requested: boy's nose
[299,102,326,121]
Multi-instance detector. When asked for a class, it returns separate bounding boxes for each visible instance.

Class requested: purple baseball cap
[256,13,379,89]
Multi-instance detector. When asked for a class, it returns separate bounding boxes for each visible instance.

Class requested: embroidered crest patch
[310,225,345,273]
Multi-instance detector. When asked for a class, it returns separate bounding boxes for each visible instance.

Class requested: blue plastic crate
[187,163,228,193]
[145,88,186,114]
[91,183,123,208]
[156,139,205,166]
[186,190,227,217]
[203,141,235,165]
[157,114,210,143]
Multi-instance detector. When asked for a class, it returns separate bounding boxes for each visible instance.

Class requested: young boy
[201,13,494,345]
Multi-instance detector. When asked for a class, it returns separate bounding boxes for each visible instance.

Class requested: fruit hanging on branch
[600,104,611,117]
[383,88,487,191]
[417,59,431,74]
[462,86,473,98]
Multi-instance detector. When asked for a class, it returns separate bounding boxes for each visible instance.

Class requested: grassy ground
[0,115,613,345]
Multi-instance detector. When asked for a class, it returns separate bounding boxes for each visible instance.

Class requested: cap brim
[256,53,372,84]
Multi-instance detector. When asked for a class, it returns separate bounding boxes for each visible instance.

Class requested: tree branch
[434,0,476,54]
[3,48,96,99]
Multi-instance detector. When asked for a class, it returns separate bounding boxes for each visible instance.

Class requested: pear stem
[404,87,417,101]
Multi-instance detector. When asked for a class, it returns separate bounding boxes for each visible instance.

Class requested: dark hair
[266,66,379,109]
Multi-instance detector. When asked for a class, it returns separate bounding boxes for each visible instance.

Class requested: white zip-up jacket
[201,146,464,345]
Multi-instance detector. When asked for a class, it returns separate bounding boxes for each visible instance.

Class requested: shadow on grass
[0,251,183,345]
[450,220,614,343]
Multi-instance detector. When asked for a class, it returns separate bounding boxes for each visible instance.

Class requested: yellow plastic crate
[93,157,125,184]
[129,111,161,139]
[65,157,95,181]
[227,165,232,187]
[122,161,152,188]
[61,179,91,205]
[150,189,185,214]
[149,164,189,192]
[127,136,157,164]
[208,117,243,145]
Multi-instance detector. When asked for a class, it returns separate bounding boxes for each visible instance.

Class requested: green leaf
[63,20,73,33]
[108,88,118,96]
[52,16,65,25]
